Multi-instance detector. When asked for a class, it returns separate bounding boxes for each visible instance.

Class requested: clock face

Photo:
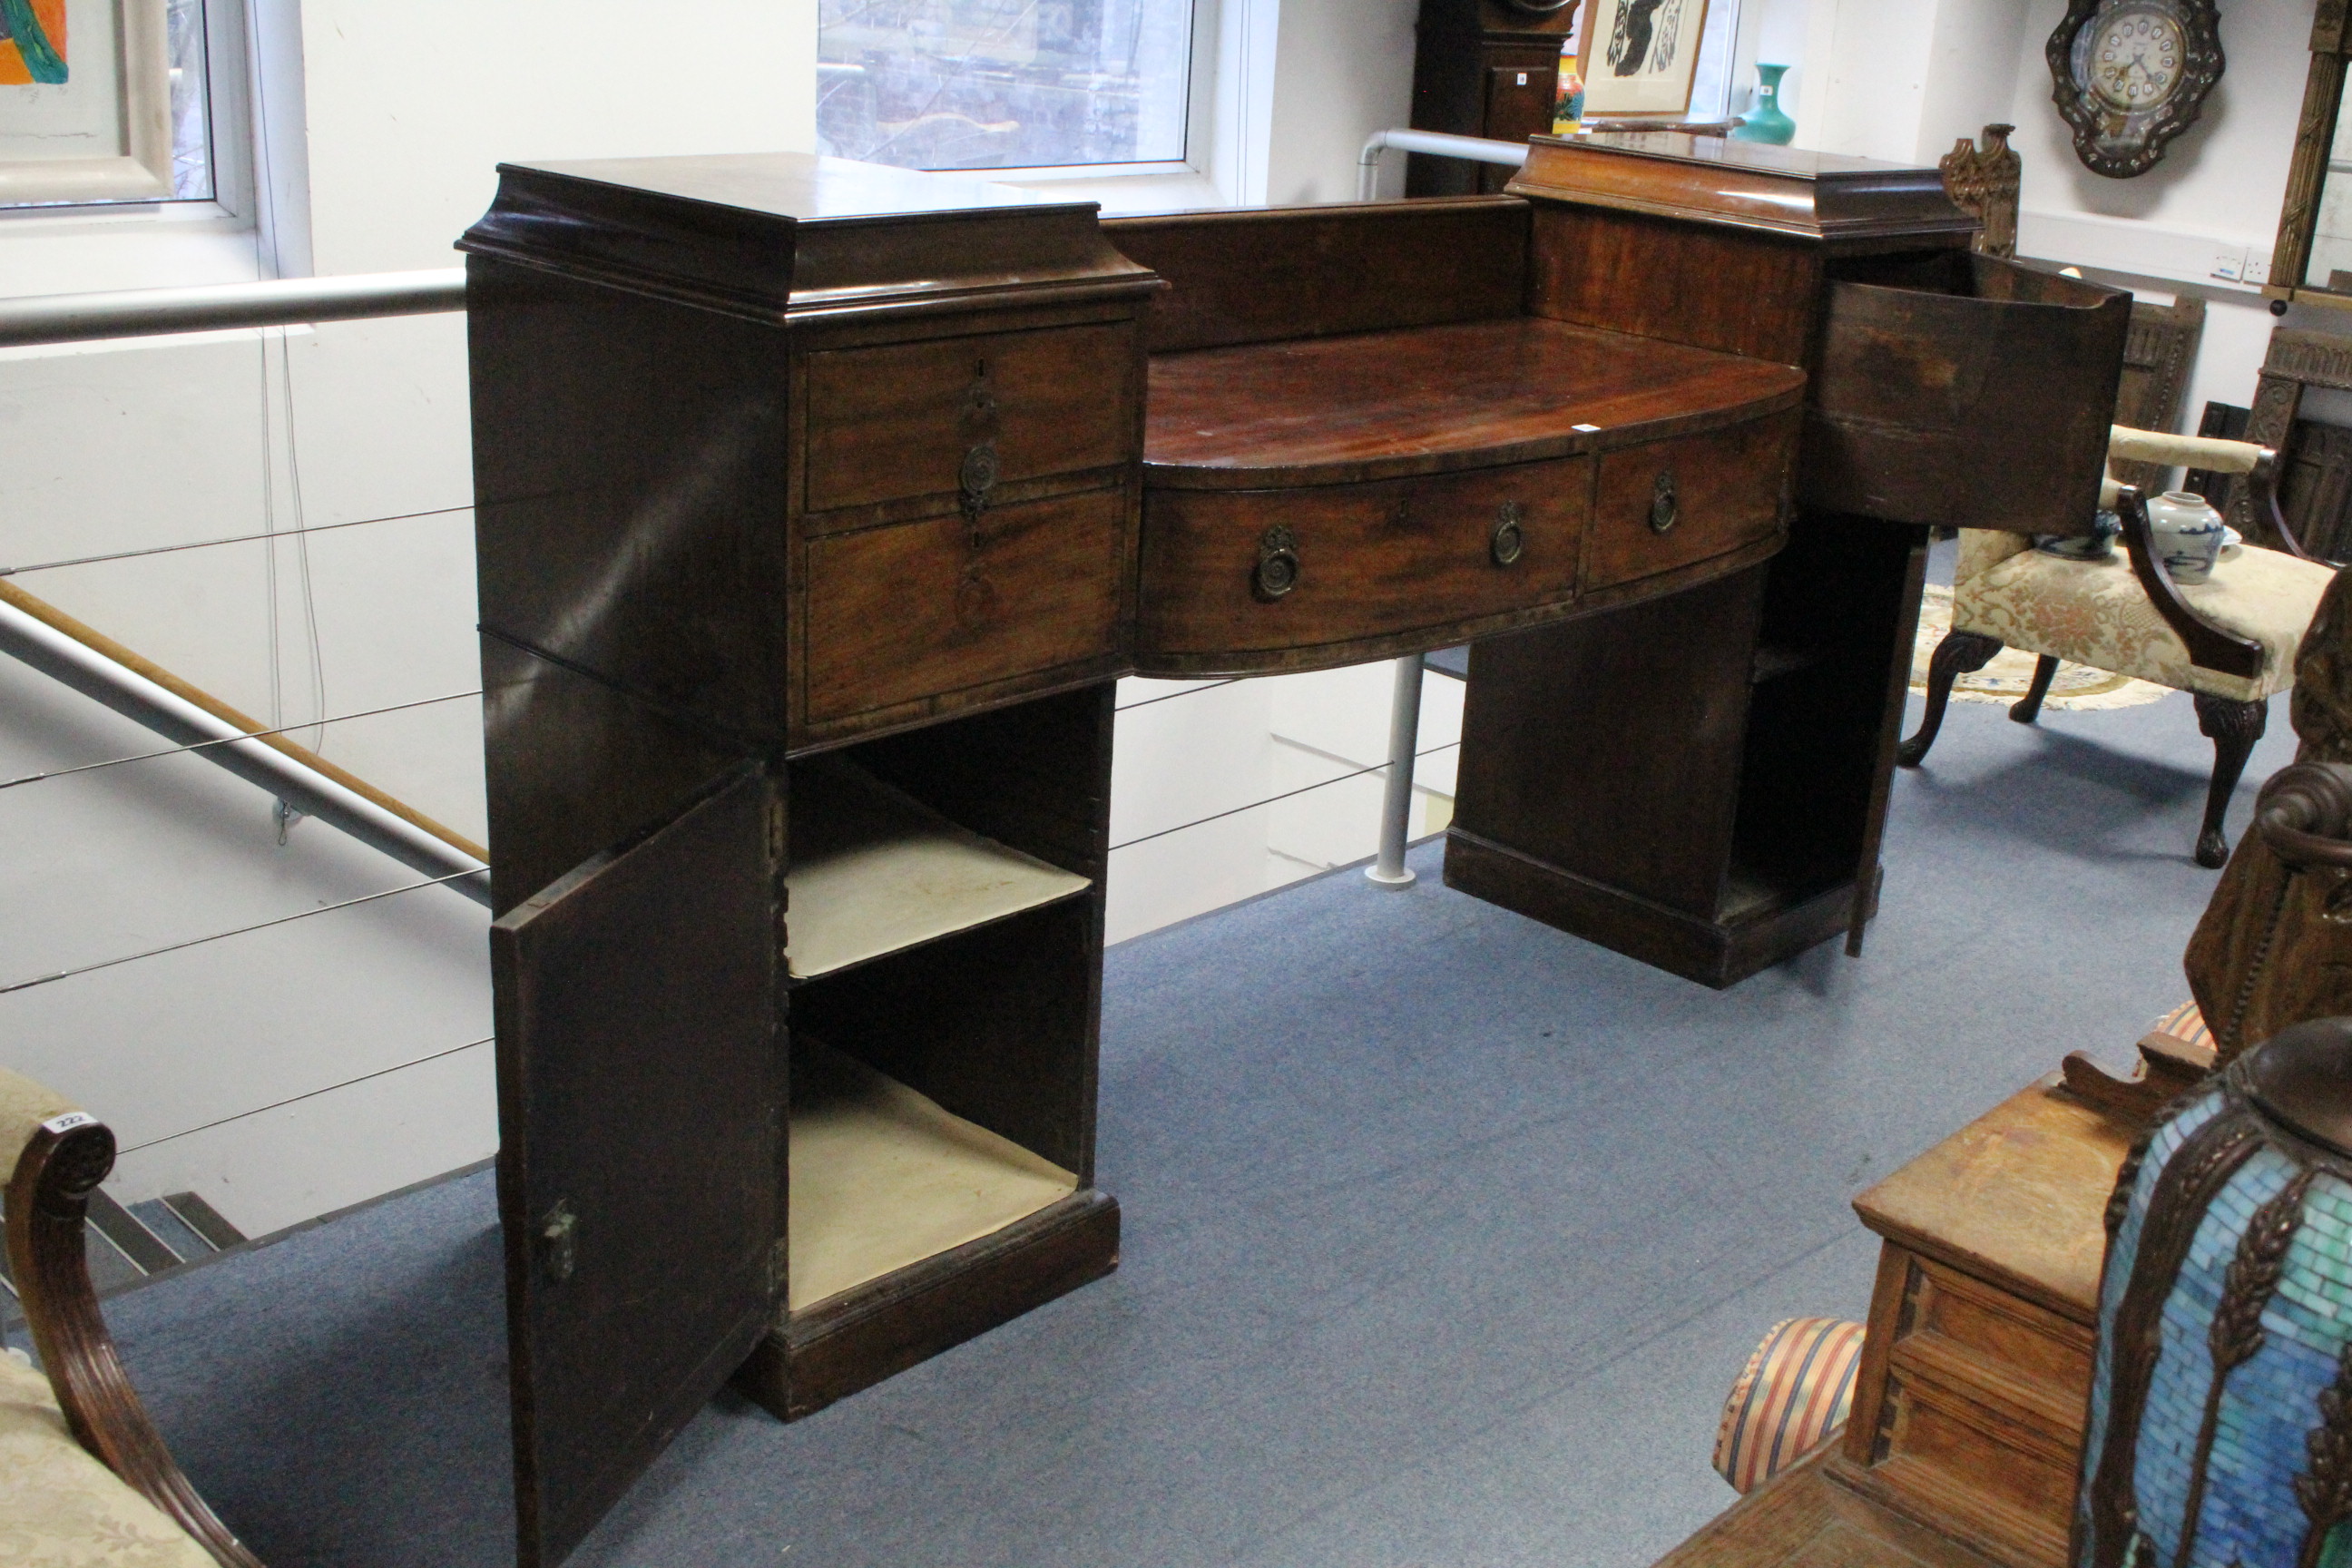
[2087,5,2185,113]
[2049,0,2216,178]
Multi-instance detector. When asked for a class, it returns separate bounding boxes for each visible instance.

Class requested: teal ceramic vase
[2080,1014,2352,1567]
[1730,64,1795,145]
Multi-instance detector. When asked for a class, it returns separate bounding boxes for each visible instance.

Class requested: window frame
[820,0,1257,209]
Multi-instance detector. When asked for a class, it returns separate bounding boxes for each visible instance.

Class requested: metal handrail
[0,267,487,902]
[0,269,466,349]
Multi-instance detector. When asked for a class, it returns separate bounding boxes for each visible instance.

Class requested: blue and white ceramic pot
[2079,1018,2352,1567]
[2148,491,2228,584]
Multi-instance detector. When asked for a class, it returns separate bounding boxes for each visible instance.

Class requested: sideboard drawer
[804,325,1138,517]
[804,487,1126,724]
[1136,456,1590,661]
[1585,412,1796,592]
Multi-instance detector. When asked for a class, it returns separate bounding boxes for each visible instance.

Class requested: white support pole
[1367,654,1425,889]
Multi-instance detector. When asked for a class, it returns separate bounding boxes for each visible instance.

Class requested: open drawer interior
[1804,250,2131,534]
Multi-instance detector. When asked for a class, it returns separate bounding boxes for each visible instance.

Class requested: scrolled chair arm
[2,1067,265,1567]
[2254,761,2352,871]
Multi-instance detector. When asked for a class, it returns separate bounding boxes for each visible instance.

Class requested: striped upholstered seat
[1711,1317,1866,1494]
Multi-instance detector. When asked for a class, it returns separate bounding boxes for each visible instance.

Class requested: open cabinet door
[491,765,784,1567]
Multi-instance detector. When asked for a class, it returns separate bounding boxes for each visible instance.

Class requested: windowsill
[0,203,263,299]
[993,166,1230,215]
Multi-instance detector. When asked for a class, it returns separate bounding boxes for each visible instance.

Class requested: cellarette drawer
[1585,411,1797,593]
[804,487,1126,724]
[803,324,1138,519]
[1135,456,1591,665]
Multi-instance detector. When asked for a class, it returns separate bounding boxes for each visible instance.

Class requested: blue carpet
[51,678,2296,1568]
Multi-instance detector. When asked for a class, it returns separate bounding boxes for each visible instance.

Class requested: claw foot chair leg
[2009,654,2060,725]
[1899,630,2002,767]
[2191,692,2269,868]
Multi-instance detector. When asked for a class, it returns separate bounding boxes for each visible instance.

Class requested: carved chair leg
[1898,630,2002,767]
[2191,692,2269,868]
[2009,654,2061,725]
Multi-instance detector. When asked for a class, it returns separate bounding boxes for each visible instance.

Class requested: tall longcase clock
[2046,0,2223,178]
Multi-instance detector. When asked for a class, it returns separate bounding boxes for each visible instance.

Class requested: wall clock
[2045,0,2223,179]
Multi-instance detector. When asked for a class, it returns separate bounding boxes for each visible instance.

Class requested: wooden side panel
[1841,1242,2094,1568]
[1525,203,1824,366]
[479,634,746,919]
[803,324,1137,516]
[492,769,784,1568]
[1104,200,1530,354]
[1452,566,1764,917]
[467,256,792,742]
[803,489,1128,725]
[1586,413,1797,591]
[1137,456,1589,660]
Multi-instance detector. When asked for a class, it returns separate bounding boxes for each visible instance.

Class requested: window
[818,0,1197,173]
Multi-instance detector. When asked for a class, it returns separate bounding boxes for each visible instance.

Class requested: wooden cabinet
[1651,1075,2134,1568]
[1408,0,1580,194]
[1446,136,2126,987]
[463,153,1155,1568]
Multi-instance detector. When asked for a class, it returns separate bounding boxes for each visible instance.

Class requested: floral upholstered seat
[1955,526,2325,706]
[0,1349,216,1568]
[1906,426,2340,867]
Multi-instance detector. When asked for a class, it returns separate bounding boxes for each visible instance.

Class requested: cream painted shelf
[783,754,1093,981]
[786,1037,1079,1312]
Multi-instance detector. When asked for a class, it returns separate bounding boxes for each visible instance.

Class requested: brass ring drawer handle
[1650,469,1680,535]
[1492,502,1525,567]
[1254,524,1299,601]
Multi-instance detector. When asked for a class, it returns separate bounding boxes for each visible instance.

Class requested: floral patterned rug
[1911,583,2170,710]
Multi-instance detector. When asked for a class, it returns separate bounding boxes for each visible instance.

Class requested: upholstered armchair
[1902,426,2339,867]
[2,1069,260,1567]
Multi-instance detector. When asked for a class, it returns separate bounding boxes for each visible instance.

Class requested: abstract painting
[0,0,69,86]
[0,0,172,205]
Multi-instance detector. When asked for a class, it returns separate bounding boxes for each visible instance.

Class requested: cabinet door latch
[537,1200,578,1286]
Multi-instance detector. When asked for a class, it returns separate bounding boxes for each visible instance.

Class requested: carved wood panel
[2239,327,2352,552]
[2108,296,2206,497]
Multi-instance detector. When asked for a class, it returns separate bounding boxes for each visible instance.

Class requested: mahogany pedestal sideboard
[1652,1074,2139,1568]
[459,144,2129,1567]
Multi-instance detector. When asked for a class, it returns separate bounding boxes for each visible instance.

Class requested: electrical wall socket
[2210,245,2276,285]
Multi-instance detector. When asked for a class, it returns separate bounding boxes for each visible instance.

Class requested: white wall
[0,0,1436,1239]
[1768,0,2328,460]
[0,3,818,1239]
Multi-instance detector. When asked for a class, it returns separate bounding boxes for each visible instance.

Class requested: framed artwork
[0,0,172,205]
[1578,0,1713,119]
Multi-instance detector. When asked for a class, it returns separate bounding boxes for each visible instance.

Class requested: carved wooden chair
[1902,426,2339,867]
[2,1068,261,1566]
